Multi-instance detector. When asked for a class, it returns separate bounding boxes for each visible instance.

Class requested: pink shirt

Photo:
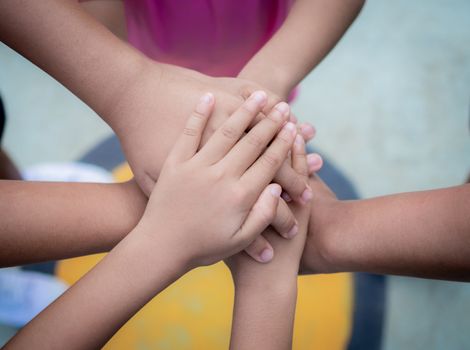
[123,0,293,77]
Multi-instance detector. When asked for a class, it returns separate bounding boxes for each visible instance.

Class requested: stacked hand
[105,62,321,262]
[137,90,301,267]
[108,63,316,197]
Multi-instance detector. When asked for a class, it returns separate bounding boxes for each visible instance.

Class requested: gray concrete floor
[1,0,470,349]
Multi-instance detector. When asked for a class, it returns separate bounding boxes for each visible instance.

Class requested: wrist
[238,63,293,100]
[303,199,354,274]
[127,222,192,283]
[233,269,298,293]
[99,55,161,134]
[234,275,298,302]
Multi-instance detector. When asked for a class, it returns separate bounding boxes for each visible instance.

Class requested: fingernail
[295,134,304,146]
[275,102,290,116]
[259,248,274,262]
[270,185,282,197]
[281,191,292,202]
[301,186,313,203]
[200,92,213,104]
[197,93,214,113]
[251,91,267,104]
[284,122,297,136]
[286,224,298,238]
[307,153,321,165]
[307,154,322,169]
[300,123,315,139]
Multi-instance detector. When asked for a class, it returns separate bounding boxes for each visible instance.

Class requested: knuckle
[182,127,198,137]
[288,173,306,195]
[221,125,238,140]
[211,165,226,181]
[245,133,264,148]
[271,95,282,106]
[192,110,207,121]
[277,132,293,146]
[261,151,281,168]
[232,186,249,205]
[238,85,254,100]
[256,203,275,224]
[240,103,255,115]
[293,155,308,175]
[277,211,294,231]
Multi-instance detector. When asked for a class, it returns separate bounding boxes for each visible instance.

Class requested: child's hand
[226,133,311,282]
[300,174,344,274]
[226,134,311,350]
[137,91,298,267]
[108,63,313,202]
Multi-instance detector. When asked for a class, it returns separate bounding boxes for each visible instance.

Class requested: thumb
[236,183,281,247]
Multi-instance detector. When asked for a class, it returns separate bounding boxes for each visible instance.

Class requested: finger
[292,134,313,204]
[235,184,281,246]
[299,122,316,142]
[292,134,308,176]
[169,93,214,161]
[290,112,298,124]
[244,235,274,263]
[219,102,291,176]
[247,92,283,128]
[272,198,298,239]
[240,122,296,196]
[198,91,267,164]
[307,153,323,175]
[273,160,308,201]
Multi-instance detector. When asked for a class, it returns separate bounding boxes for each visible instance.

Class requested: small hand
[138,91,298,267]
[226,132,312,280]
[108,63,315,202]
[300,174,342,274]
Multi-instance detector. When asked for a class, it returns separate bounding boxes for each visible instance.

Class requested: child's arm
[0,0,309,201]
[227,135,311,350]
[238,0,365,98]
[4,92,296,349]
[0,180,146,267]
[302,176,470,281]
[0,177,299,267]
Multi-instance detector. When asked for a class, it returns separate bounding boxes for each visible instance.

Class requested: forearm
[4,225,187,350]
[230,277,298,350]
[0,180,146,267]
[319,184,470,280]
[238,0,365,97]
[0,0,148,126]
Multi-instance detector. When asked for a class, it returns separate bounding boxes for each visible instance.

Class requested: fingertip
[300,185,313,204]
[259,247,274,263]
[195,92,215,116]
[286,224,299,239]
[251,90,268,106]
[300,123,316,141]
[274,101,290,117]
[290,113,298,124]
[201,92,214,104]
[283,122,297,139]
[281,191,292,202]
[307,153,323,174]
[269,183,282,197]
[294,134,305,152]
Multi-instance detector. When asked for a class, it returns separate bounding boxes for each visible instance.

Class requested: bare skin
[302,176,470,281]
[3,91,306,350]
[0,0,324,259]
[0,94,313,267]
[227,134,312,350]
